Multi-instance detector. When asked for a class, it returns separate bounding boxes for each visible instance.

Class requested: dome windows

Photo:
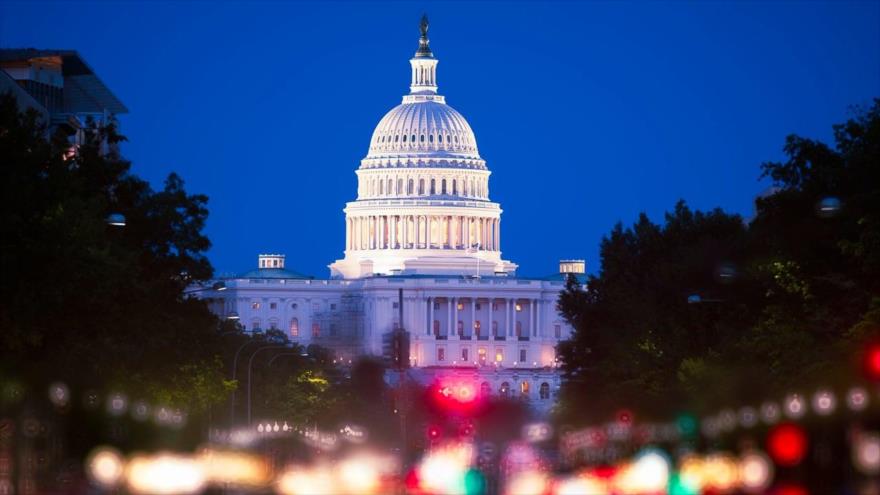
[420,134,425,143]
[411,134,416,143]
[438,134,443,143]
[403,134,407,142]
[395,135,399,142]
[429,134,434,143]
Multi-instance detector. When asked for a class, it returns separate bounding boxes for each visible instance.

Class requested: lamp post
[247,345,291,425]
[230,339,260,425]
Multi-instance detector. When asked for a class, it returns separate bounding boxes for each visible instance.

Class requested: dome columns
[345,213,501,253]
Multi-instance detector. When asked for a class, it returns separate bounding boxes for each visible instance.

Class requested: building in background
[202,19,584,413]
[0,49,127,150]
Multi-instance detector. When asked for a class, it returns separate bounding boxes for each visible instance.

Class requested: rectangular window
[457,321,463,335]
[330,303,337,310]
[393,302,399,309]
[312,323,320,337]
[312,302,320,310]
[519,349,527,363]
[270,302,277,310]
[434,302,440,310]
[437,347,445,361]
[475,303,481,310]
[495,348,504,362]
[330,324,337,336]
[492,303,498,311]
[291,303,298,309]
[251,302,261,310]
[457,302,464,310]
[515,303,522,312]
[478,348,487,365]
[461,348,469,362]
[554,325,561,338]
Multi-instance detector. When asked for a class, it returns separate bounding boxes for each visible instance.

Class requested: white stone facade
[203,20,579,412]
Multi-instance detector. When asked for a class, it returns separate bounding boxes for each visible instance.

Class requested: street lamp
[247,345,291,425]
[106,213,126,227]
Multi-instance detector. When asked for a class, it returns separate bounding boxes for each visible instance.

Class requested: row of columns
[347,215,500,251]
[424,297,543,338]
[360,176,487,200]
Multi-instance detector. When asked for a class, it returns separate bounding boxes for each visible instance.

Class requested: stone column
[488,298,493,337]
[507,299,513,336]
[529,299,534,337]
[453,297,458,337]
[428,297,434,336]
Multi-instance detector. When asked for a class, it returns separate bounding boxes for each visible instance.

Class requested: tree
[556,99,880,425]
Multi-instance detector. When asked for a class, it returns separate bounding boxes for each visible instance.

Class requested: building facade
[203,19,583,412]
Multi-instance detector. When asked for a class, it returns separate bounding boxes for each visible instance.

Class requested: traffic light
[864,343,880,382]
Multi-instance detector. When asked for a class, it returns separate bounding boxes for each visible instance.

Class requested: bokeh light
[846,386,869,411]
[811,389,836,416]
[48,382,69,407]
[783,394,806,419]
[761,401,781,424]
[125,453,205,494]
[767,423,808,467]
[86,446,125,488]
[853,432,880,475]
[739,451,773,493]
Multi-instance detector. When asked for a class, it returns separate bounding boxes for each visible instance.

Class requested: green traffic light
[463,468,486,495]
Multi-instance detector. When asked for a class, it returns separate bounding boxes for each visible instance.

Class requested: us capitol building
[202,18,584,411]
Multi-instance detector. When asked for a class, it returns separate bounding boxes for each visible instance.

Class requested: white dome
[366,99,480,160]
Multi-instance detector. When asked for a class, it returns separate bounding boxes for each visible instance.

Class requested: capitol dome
[330,15,517,280]
[366,100,480,159]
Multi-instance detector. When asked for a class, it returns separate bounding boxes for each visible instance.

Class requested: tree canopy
[556,99,880,424]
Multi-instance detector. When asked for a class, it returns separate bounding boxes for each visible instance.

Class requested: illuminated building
[202,17,581,412]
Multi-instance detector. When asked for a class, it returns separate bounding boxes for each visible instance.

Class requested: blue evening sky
[3,1,878,277]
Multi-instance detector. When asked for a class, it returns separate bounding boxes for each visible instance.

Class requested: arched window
[520,381,530,397]
[430,179,436,194]
[452,180,457,195]
[290,318,299,337]
[419,179,425,195]
[268,318,278,330]
[429,134,434,143]
[441,179,447,194]
[395,135,399,142]
[387,179,392,195]
[411,134,416,142]
[379,180,384,195]
[402,134,407,142]
[438,134,443,143]
[481,382,491,397]
[500,382,510,397]
[463,180,468,196]
[539,382,550,400]
[252,319,261,331]
[454,136,459,143]
[420,134,425,142]
[433,320,440,336]
[397,179,403,194]
[312,323,320,337]
[408,179,414,195]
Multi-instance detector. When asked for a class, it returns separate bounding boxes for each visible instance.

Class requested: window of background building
[492,321,499,336]
[252,302,261,310]
[270,302,277,310]
[474,320,481,335]
[478,348,487,366]
[461,348,468,362]
[500,382,509,397]
[457,321,463,335]
[481,382,491,397]
[433,320,440,335]
[554,325,561,338]
[291,303,298,309]
[475,303,481,310]
[492,302,499,310]
[540,382,550,400]
[252,319,261,330]
[330,303,337,310]
[520,349,527,363]
[312,302,320,310]
[515,303,522,312]
[495,348,504,362]
[312,323,320,337]
[330,324,337,337]
[290,318,299,337]
[521,381,530,397]
[434,301,440,310]
[457,302,463,310]
[269,319,278,330]
[393,302,399,309]
[437,347,445,361]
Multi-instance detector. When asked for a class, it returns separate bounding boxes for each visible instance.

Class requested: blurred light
[276,466,334,495]
[616,409,633,426]
[783,394,806,419]
[715,262,738,283]
[125,453,205,494]
[463,468,486,495]
[772,483,809,495]
[155,406,172,425]
[718,409,737,431]
[701,454,739,492]
[739,452,773,493]
[555,475,607,495]
[48,382,69,407]
[198,449,269,487]
[132,401,150,421]
[428,425,442,441]
[419,448,468,494]
[505,470,547,495]
[761,402,781,424]
[338,456,381,494]
[678,456,705,494]
[853,433,880,475]
[847,387,869,411]
[107,213,126,226]
[675,413,698,438]
[864,344,880,381]
[615,449,670,494]
[767,423,808,467]
[739,407,758,428]
[86,447,125,488]
[816,197,841,218]
[107,393,128,416]
[83,390,100,409]
[812,389,836,416]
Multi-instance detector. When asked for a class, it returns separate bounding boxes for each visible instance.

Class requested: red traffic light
[767,422,808,467]
[864,344,880,381]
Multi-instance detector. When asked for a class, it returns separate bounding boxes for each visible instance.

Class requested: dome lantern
[410,15,439,95]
